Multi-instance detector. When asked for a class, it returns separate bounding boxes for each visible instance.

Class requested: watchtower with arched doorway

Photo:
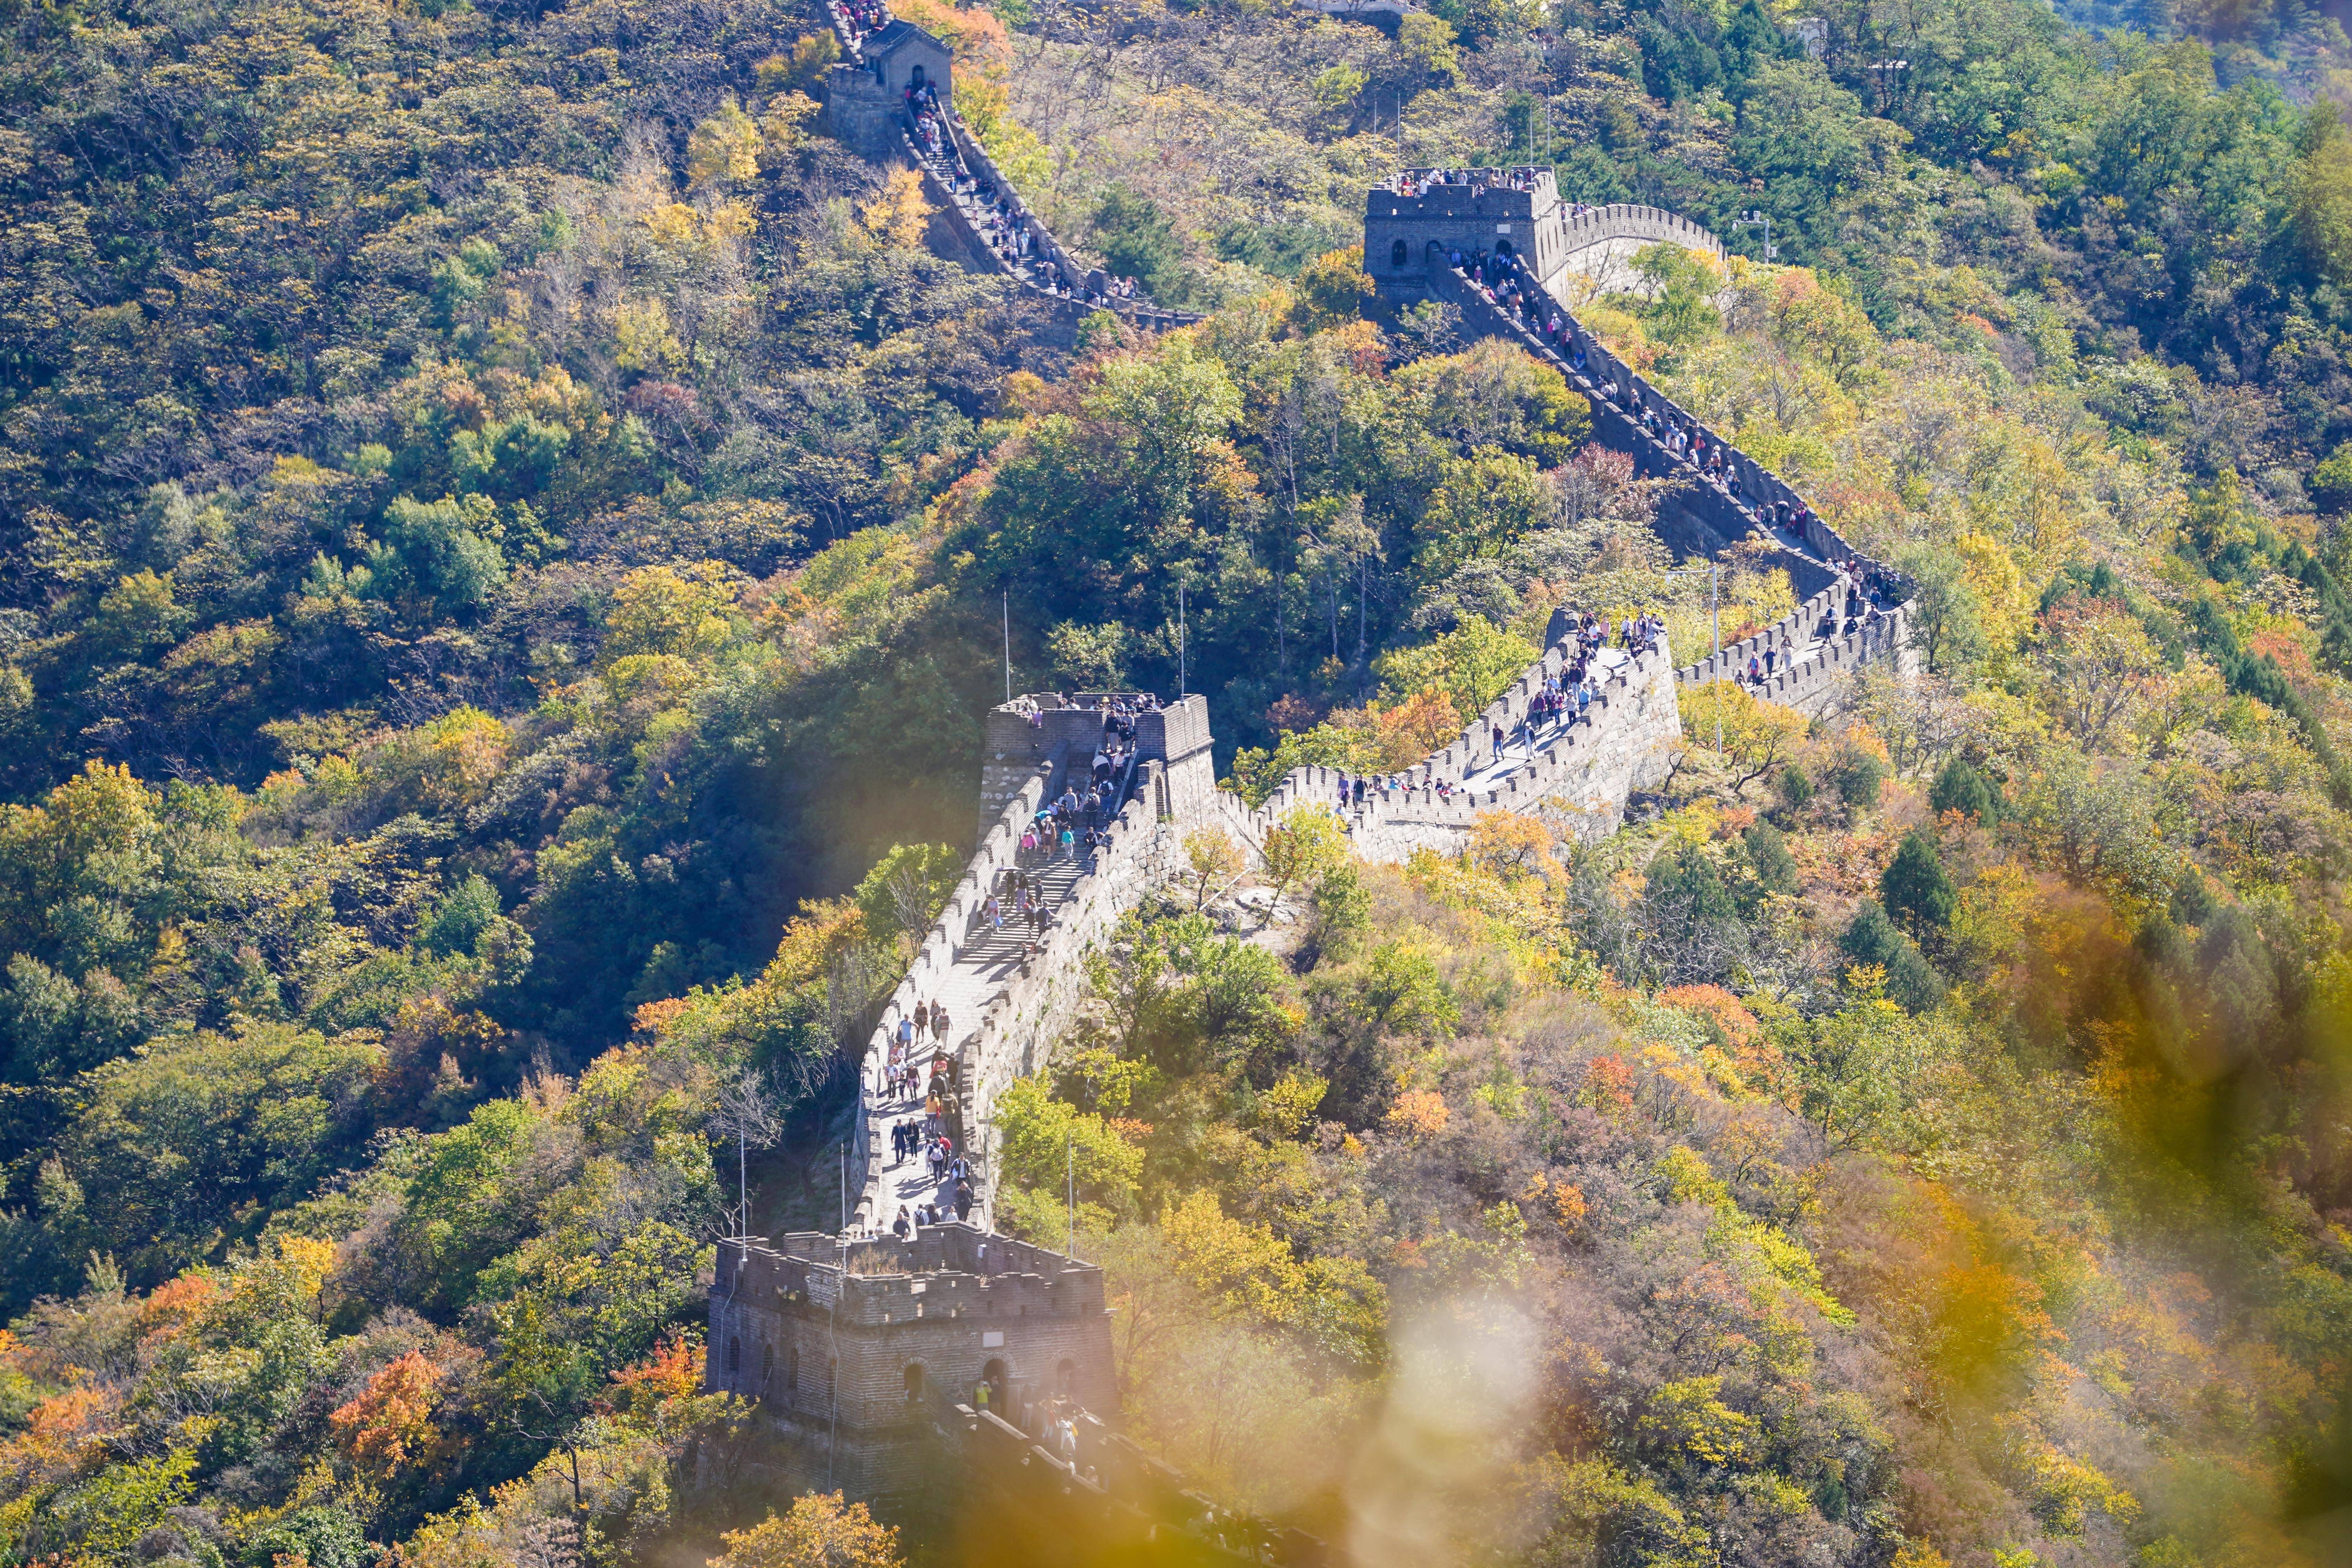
[860,20,954,107]
[1362,167,1569,302]
[707,1225,1117,1499]
[822,19,955,162]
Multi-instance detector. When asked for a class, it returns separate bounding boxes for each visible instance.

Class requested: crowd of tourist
[1443,243,1883,579]
[1310,609,1679,819]
[832,0,887,48]
[899,86,1165,313]
[1726,561,1898,690]
[1393,167,1551,198]
[879,1006,978,1233]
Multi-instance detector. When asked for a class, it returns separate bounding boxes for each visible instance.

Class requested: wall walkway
[821,0,1200,331]
[1421,251,1914,715]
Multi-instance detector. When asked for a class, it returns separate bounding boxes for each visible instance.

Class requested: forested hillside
[3,0,2352,1563]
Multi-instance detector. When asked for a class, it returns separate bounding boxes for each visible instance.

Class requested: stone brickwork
[1676,586,1917,716]
[708,1227,1115,1498]
[818,1,1198,332]
[1240,639,1683,849]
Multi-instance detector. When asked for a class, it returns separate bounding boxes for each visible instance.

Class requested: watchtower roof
[864,18,943,55]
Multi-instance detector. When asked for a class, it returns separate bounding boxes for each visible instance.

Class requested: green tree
[991,1075,1144,1235]
[367,494,508,617]
[2289,102,2352,291]
[1742,820,1798,898]
[1787,996,1929,1151]
[1047,621,1131,690]
[49,1020,384,1286]
[1896,544,1988,675]
[421,874,504,958]
[1837,901,1944,1013]
[1880,830,1957,938]
[853,843,962,952]
[1092,184,1187,303]
[2312,442,2352,516]
[1259,806,1349,913]
[1929,757,1999,823]
[1292,247,1374,330]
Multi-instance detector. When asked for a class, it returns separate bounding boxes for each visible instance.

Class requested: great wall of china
[705,9,1920,1538]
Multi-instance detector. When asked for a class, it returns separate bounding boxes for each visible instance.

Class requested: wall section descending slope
[1384,171,1917,714]
[818,0,1201,338]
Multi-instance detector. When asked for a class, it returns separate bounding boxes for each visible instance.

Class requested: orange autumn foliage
[1384,1090,1449,1140]
[330,1350,443,1473]
[604,1333,703,1420]
[136,1272,220,1343]
[1584,1055,1635,1117]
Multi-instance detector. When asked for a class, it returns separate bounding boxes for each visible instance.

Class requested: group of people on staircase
[831,0,887,48]
[899,86,1167,315]
[983,866,1055,947]
[1444,244,1897,613]
[883,1023,978,1233]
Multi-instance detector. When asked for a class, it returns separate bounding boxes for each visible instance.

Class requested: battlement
[720,1229,1109,1324]
[1369,167,1557,219]
[709,1226,1117,1496]
[1368,179,1727,304]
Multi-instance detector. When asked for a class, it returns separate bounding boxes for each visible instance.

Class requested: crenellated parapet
[1418,244,1915,708]
[708,1226,1116,1497]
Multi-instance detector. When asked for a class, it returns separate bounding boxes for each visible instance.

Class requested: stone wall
[849,747,1064,1211]
[1248,643,1682,851]
[819,2,1198,332]
[850,703,1214,1231]
[1366,175,1728,303]
[1366,169,1563,293]
[1673,589,1916,716]
[709,1230,1116,1498]
[1417,259,1918,720]
[1552,202,1726,274]
[946,780,1196,1221]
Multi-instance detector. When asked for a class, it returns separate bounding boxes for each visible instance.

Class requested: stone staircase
[1422,251,1916,714]
[856,745,1133,1235]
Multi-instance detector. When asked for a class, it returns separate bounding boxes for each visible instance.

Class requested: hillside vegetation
[1,0,2350,1565]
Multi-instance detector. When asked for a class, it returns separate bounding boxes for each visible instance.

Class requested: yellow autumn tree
[711,1493,903,1568]
[686,98,761,191]
[860,169,931,249]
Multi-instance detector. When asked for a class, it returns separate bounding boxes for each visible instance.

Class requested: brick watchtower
[1364,167,1571,301]
[708,1226,1116,1499]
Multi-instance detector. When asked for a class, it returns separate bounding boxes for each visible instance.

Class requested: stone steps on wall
[1423,258,1914,714]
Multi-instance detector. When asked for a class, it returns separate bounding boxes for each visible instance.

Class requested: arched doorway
[903,1363,926,1403]
[909,64,927,91]
[1390,238,1408,268]
[982,1357,1007,1416]
[1494,239,1514,257]
[1055,1357,1077,1397]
